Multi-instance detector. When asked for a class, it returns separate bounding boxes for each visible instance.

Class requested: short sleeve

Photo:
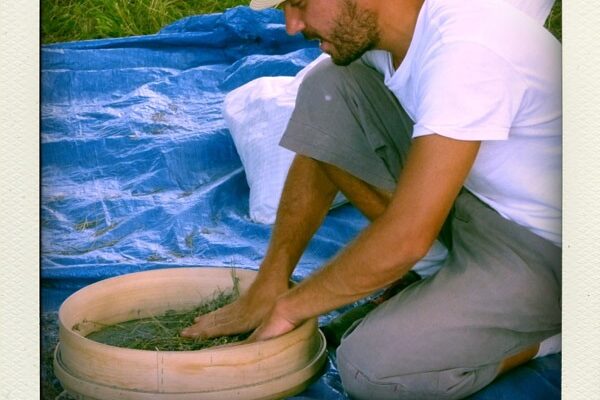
[412,41,527,141]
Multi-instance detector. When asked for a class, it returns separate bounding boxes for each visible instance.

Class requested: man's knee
[296,57,354,103]
[283,57,403,191]
[297,57,383,105]
[335,301,501,400]
[337,341,498,400]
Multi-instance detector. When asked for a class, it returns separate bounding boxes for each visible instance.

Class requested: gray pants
[281,59,561,399]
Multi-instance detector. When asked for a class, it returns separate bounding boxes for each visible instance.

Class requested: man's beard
[305,0,380,66]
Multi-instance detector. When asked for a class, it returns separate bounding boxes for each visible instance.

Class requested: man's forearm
[272,135,481,325]
[273,209,426,323]
[256,154,339,286]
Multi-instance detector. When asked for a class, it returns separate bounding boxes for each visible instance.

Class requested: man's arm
[181,154,339,338]
[251,134,481,340]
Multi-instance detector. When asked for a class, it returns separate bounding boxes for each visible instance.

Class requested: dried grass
[83,271,249,351]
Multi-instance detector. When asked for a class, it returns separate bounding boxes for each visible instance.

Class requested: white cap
[249,0,284,10]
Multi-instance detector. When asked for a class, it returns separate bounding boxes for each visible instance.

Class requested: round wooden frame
[54,267,327,400]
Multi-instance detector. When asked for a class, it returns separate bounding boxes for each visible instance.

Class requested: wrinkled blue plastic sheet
[41,7,559,399]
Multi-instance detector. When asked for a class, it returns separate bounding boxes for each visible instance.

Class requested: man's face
[283,0,380,66]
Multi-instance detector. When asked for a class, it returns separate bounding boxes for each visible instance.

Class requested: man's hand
[247,299,299,342]
[180,281,287,339]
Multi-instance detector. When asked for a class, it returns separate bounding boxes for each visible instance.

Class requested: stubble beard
[328,0,380,66]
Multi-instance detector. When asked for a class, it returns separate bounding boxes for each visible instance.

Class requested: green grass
[42,0,561,44]
[545,0,562,41]
[41,0,250,43]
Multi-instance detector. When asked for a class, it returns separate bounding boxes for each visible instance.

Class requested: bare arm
[255,154,340,287]
[251,134,481,340]
[181,154,338,338]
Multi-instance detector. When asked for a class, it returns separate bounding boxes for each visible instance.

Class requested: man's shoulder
[424,0,544,37]
[493,0,554,23]
[418,0,558,68]
[424,0,552,23]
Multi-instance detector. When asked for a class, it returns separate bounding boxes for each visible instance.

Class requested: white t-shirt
[501,0,555,23]
[361,0,562,246]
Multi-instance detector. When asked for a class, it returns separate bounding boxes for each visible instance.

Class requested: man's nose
[284,7,306,35]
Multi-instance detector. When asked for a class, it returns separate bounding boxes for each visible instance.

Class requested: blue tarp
[41,6,560,399]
